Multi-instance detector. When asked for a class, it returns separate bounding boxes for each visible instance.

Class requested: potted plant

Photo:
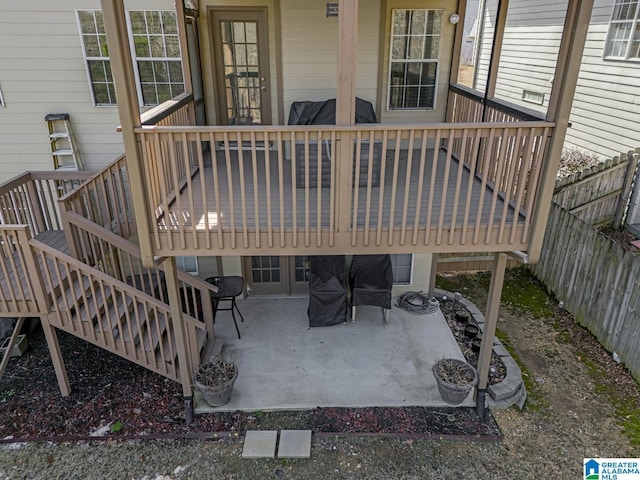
[432,358,478,405]
[194,356,238,407]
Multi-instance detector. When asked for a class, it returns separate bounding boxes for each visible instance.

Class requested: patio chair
[349,254,393,324]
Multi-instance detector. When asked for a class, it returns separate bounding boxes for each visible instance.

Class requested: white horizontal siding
[476,0,640,158]
[0,0,173,182]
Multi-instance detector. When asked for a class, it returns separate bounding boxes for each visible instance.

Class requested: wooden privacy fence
[438,150,639,272]
[530,203,640,381]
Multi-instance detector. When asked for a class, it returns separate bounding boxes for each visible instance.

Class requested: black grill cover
[308,255,347,326]
[349,254,393,309]
[288,98,377,125]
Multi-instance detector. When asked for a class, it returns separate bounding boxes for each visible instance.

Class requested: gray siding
[475,0,640,159]
[0,0,173,182]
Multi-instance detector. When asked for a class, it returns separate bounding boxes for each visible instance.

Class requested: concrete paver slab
[278,430,312,458]
[242,430,278,459]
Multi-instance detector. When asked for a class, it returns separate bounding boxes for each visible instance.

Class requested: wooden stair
[32,239,210,383]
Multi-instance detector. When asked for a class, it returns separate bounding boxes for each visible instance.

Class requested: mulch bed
[0,327,501,441]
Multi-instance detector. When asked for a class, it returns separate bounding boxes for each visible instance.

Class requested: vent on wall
[522,89,545,105]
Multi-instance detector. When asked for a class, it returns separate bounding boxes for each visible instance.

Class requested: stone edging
[433,289,527,410]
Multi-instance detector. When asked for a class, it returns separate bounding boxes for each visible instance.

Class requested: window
[388,9,441,110]
[76,10,184,106]
[604,0,640,60]
[522,89,545,105]
[176,256,199,275]
[77,10,116,105]
[129,11,185,106]
[390,254,413,285]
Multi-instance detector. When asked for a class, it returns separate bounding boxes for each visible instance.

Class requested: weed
[1,389,15,402]
[111,421,124,434]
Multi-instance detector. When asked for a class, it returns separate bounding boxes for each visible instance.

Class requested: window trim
[390,253,414,285]
[603,0,640,61]
[387,9,442,111]
[126,10,185,107]
[76,9,117,107]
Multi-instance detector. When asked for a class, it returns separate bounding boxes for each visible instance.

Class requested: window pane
[83,35,100,57]
[146,11,163,34]
[130,11,146,33]
[134,35,150,57]
[162,11,178,34]
[234,22,246,43]
[168,61,184,82]
[154,61,169,82]
[89,61,106,81]
[392,37,407,60]
[392,10,409,35]
[79,11,96,33]
[246,22,257,43]
[165,36,180,57]
[408,36,423,59]
[410,10,426,35]
[150,35,166,57]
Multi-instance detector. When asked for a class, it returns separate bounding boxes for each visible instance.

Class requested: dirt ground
[1,268,639,479]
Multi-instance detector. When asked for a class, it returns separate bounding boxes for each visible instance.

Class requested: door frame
[209,7,273,126]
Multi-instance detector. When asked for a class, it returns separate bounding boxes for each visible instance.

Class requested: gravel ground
[2,268,639,479]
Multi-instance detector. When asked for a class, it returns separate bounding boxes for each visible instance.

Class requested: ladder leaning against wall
[45,113,83,171]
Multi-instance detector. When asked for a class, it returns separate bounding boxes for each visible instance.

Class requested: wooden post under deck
[162,257,195,423]
[476,252,507,416]
[101,0,155,267]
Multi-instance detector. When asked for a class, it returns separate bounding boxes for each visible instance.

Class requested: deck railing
[64,210,216,346]
[0,225,48,316]
[133,121,554,255]
[449,83,547,124]
[0,171,91,237]
[58,155,134,239]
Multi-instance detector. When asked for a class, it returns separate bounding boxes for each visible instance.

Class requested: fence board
[531,204,640,382]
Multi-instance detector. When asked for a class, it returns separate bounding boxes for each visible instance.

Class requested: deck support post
[336,0,359,233]
[428,253,439,294]
[101,0,155,267]
[528,0,593,263]
[475,252,507,418]
[163,257,194,400]
[41,320,71,397]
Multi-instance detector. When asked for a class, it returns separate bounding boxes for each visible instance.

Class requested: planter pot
[471,337,482,353]
[455,309,471,323]
[432,358,478,405]
[194,359,238,407]
[464,323,480,338]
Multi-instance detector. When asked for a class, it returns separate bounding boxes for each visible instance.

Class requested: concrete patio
[195,296,473,414]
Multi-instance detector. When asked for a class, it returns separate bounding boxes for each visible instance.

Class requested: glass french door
[211,9,271,126]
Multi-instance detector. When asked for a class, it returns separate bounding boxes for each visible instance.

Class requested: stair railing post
[22,227,72,396]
